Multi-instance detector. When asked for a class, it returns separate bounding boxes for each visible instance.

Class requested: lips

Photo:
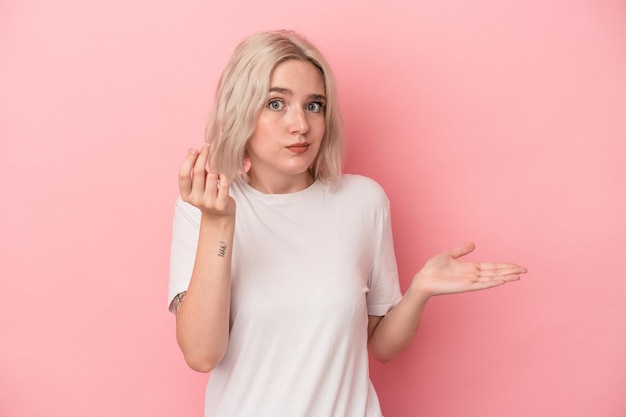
[286,143,310,154]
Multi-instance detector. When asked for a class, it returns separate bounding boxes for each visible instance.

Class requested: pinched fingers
[178,145,235,215]
[179,144,211,196]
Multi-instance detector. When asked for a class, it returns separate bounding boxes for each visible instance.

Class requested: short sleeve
[366,199,403,316]
[167,197,201,312]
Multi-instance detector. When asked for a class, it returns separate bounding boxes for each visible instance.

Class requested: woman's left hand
[410,243,527,298]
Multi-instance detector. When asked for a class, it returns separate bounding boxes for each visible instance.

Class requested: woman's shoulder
[336,174,389,202]
[339,174,386,192]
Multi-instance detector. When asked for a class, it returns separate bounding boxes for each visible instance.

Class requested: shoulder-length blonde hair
[205,30,344,185]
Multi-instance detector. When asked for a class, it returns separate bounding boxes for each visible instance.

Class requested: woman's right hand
[178,144,236,217]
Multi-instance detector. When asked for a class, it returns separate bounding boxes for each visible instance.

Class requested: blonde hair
[205,30,344,184]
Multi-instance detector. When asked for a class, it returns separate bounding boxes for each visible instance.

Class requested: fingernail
[188,148,198,155]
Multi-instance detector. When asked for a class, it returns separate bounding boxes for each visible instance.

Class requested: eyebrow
[269,87,326,101]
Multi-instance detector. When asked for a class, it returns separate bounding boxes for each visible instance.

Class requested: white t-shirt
[168,174,402,417]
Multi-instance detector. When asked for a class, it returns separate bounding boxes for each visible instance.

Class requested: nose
[288,107,309,135]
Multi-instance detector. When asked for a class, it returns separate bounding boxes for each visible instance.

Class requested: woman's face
[246,59,326,193]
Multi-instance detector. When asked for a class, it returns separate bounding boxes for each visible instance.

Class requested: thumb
[447,242,476,259]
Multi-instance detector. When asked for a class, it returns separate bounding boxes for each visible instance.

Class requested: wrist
[408,272,435,302]
[199,213,236,241]
[200,212,235,226]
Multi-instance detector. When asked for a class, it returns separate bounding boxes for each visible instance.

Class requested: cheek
[247,122,275,153]
[312,118,326,138]
[253,118,274,139]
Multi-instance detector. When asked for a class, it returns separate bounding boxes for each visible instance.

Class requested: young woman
[168,30,527,417]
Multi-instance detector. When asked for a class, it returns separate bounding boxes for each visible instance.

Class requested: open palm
[412,243,527,297]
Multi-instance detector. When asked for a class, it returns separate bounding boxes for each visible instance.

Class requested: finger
[216,174,231,204]
[479,263,528,274]
[469,279,507,291]
[191,144,210,194]
[447,242,476,259]
[476,273,521,283]
[203,170,220,201]
[179,148,199,197]
[498,274,522,282]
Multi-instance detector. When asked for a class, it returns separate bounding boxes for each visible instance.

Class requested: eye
[306,101,325,113]
[267,98,285,111]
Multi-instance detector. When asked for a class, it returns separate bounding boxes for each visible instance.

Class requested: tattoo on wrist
[218,241,228,258]
[172,291,187,315]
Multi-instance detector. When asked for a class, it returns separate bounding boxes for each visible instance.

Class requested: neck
[247,171,314,194]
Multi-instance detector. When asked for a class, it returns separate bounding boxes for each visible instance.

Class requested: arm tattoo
[171,291,187,315]
[218,241,228,258]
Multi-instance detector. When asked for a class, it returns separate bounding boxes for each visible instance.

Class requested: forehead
[269,60,325,94]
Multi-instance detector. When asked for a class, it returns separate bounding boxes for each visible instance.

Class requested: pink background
[2,0,625,416]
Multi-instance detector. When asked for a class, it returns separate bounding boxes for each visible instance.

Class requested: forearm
[368,283,431,363]
[176,214,234,372]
